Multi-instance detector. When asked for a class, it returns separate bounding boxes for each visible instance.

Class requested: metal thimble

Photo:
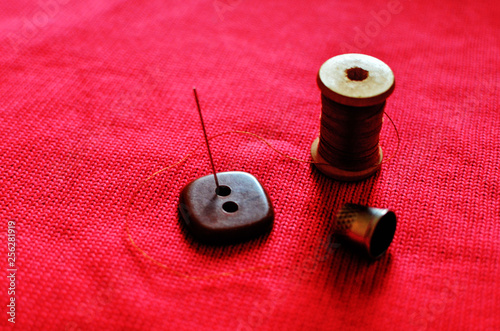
[334,203,397,259]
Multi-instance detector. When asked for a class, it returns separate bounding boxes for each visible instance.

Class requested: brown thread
[125,116,399,280]
[318,95,387,172]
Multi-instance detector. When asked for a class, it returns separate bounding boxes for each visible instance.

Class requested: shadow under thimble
[334,203,397,259]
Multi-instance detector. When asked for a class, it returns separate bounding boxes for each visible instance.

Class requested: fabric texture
[0,0,499,329]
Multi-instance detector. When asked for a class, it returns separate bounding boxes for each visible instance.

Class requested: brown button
[179,171,274,244]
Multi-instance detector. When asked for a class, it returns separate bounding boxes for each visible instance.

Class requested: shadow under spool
[311,54,395,181]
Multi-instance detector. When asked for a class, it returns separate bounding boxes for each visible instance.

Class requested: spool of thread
[311,54,395,181]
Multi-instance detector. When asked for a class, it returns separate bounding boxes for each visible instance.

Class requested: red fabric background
[1,0,499,329]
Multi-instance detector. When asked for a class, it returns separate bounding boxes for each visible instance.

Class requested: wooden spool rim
[317,53,395,107]
[311,138,382,181]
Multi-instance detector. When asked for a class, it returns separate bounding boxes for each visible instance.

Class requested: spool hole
[369,211,397,258]
[346,67,369,81]
[216,185,231,196]
[222,201,238,213]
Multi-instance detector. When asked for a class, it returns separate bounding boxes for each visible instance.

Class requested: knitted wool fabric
[0,0,498,329]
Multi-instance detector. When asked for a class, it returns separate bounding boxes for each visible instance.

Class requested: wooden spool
[311,53,395,181]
